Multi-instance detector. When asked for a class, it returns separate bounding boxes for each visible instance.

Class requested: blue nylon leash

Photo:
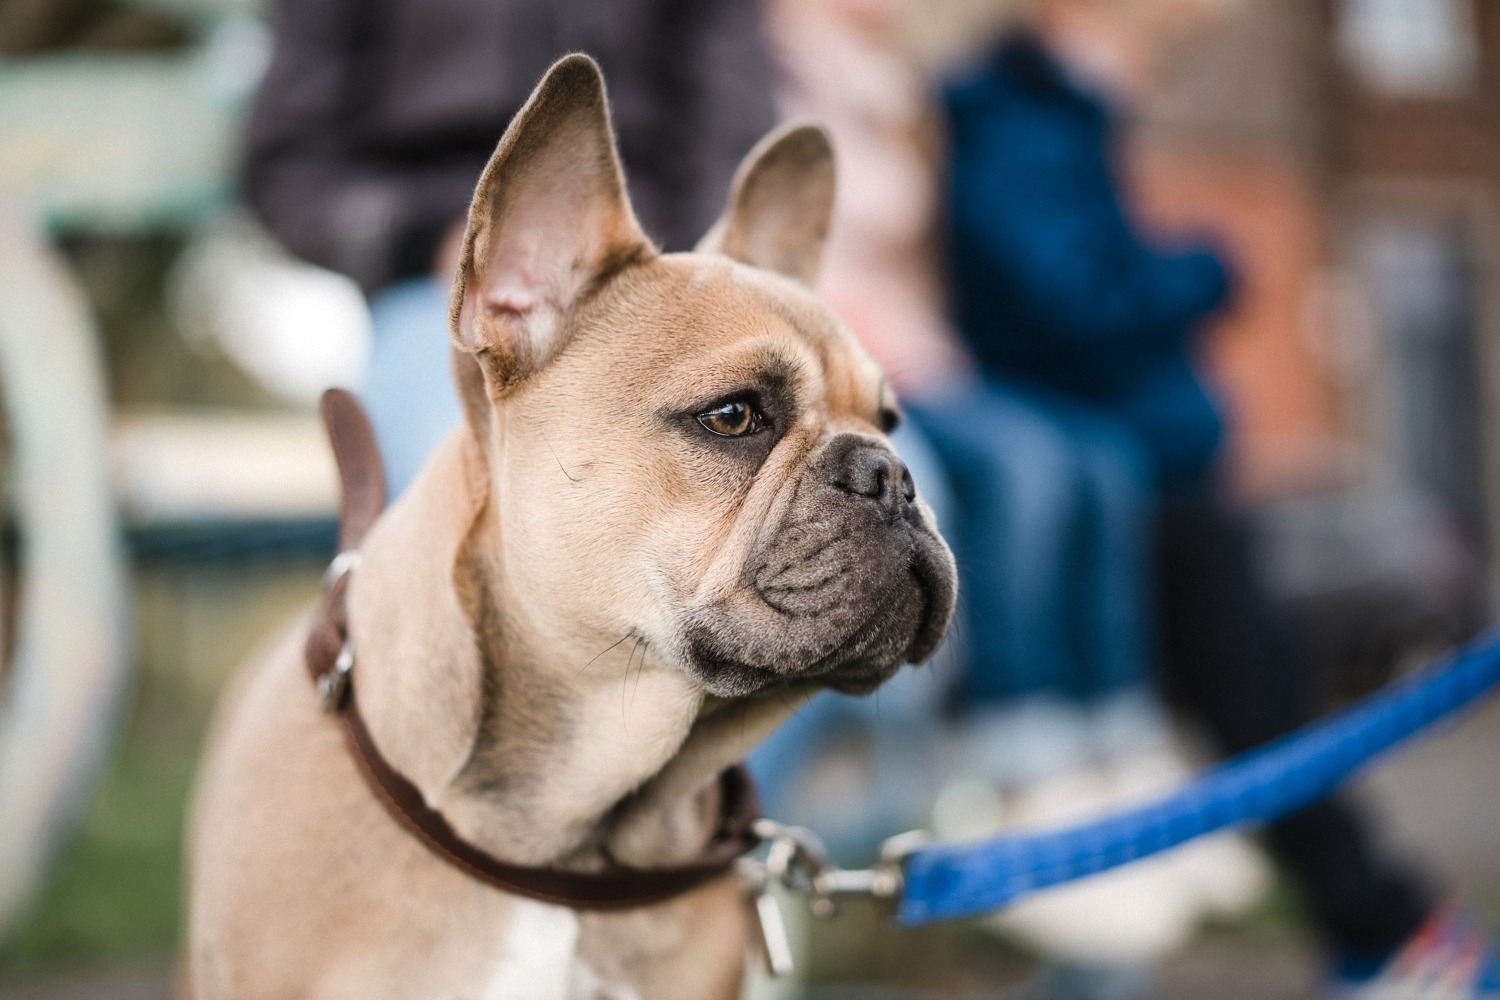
[894,625,1500,926]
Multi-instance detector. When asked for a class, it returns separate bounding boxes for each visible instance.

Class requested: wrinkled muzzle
[684,433,957,697]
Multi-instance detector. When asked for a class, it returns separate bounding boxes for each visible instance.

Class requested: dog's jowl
[185,55,955,1000]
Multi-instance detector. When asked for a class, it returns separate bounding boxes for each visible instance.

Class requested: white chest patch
[481,899,579,1000]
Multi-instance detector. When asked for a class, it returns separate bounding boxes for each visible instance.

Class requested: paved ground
[1357,694,1500,907]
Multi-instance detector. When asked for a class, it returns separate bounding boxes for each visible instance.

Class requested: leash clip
[746,819,920,919]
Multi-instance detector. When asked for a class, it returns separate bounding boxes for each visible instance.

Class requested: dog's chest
[480,898,640,1000]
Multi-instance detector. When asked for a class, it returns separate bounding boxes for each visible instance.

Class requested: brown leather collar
[304,389,762,909]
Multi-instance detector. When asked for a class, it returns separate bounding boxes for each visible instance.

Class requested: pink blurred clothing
[766,0,971,398]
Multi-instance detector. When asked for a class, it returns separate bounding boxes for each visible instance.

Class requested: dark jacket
[943,35,1233,483]
[244,0,776,292]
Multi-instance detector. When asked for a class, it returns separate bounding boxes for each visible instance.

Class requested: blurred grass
[0,565,322,977]
[0,233,315,982]
[2,672,205,972]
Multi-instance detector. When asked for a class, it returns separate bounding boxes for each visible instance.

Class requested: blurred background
[1,0,1499,997]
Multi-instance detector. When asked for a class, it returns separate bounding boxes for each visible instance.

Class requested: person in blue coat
[941,9,1499,998]
[944,32,1230,493]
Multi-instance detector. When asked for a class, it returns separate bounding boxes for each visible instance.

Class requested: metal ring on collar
[321,549,362,593]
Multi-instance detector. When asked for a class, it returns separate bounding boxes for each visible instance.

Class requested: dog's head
[448,55,955,699]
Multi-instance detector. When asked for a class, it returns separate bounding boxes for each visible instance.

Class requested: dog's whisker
[621,637,638,722]
[799,686,817,714]
[546,440,581,483]
[769,683,798,716]
[628,639,649,715]
[579,630,633,676]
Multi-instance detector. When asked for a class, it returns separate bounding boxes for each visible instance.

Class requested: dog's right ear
[697,124,836,287]
[448,55,653,395]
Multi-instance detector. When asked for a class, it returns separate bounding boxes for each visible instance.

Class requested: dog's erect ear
[449,54,653,393]
[697,124,836,287]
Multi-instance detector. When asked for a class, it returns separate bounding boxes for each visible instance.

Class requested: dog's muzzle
[683,434,957,698]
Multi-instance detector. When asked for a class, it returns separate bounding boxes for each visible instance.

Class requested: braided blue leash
[896,626,1500,926]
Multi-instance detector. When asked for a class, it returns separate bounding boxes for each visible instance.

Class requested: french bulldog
[185,54,955,1000]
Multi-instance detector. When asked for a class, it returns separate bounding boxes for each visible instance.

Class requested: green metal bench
[0,6,275,936]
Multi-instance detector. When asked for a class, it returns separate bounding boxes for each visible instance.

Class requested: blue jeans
[363,277,461,497]
[908,376,1155,705]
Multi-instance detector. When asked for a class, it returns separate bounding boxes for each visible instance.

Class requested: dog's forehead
[586,254,886,415]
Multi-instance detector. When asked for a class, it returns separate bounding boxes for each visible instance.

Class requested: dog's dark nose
[832,442,916,513]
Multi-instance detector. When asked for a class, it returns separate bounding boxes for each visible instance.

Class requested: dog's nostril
[833,445,912,509]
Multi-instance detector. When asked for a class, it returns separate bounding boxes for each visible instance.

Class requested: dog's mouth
[685,623,896,698]
[682,530,954,698]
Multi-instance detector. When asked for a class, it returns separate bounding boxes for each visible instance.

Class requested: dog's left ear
[449,54,653,393]
[697,124,836,287]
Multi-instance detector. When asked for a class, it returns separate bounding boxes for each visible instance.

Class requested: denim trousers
[362,277,463,497]
[1154,487,1432,957]
[907,377,1156,706]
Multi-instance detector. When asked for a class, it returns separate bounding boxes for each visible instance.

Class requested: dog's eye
[697,400,765,437]
[879,407,902,433]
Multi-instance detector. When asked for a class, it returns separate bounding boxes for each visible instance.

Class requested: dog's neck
[345,429,797,869]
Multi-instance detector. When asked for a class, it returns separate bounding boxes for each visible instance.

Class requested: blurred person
[749,8,1271,995]
[787,0,1172,766]
[244,0,777,495]
[943,0,1500,996]
[749,0,1183,859]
